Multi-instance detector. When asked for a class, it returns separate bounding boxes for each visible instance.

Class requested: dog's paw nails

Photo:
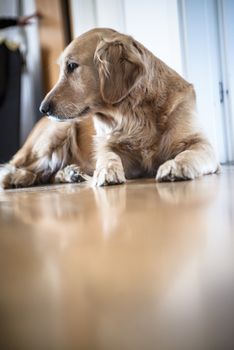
[93,164,126,187]
[156,160,176,182]
[69,168,84,183]
[156,159,196,182]
[54,165,86,184]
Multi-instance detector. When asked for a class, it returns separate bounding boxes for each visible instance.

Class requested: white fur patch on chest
[36,154,61,173]
[93,115,113,138]
[36,147,67,175]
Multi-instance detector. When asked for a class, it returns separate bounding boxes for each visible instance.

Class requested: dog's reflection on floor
[93,185,127,238]
[1,175,232,350]
[0,176,219,236]
[155,174,219,206]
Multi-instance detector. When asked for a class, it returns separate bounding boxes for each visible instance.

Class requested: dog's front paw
[0,165,13,189]
[54,164,87,184]
[93,162,126,187]
[156,159,198,182]
[0,164,37,189]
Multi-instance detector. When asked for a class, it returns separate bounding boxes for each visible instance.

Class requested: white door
[179,0,233,163]
[218,0,234,162]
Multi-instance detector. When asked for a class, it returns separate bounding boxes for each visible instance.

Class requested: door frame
[217,0,234,162]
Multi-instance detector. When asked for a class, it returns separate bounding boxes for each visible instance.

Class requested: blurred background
[0,0,233,164]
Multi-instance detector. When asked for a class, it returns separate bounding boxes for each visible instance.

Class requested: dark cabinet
[0,42,22,162]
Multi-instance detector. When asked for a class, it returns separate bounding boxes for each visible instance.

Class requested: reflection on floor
[0,166,234,350]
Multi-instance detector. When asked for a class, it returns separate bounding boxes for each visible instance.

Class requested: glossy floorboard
[0,166,234,350]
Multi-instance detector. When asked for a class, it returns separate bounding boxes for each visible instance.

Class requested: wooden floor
[0,166,234,350]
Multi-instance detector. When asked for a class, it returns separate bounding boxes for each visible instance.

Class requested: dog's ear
[95,38,145,104]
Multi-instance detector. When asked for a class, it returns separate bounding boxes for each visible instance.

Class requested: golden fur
[0,28,219,189]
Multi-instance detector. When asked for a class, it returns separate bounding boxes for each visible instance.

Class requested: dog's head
[40,28,146,121]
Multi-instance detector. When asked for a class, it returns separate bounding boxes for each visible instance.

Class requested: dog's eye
[67,62,79,73]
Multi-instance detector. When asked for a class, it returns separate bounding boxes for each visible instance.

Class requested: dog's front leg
[93,151,126,187]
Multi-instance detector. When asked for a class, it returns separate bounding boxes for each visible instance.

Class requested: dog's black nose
[39,100,53,115]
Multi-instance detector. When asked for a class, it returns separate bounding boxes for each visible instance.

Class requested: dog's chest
[93,116,113,138]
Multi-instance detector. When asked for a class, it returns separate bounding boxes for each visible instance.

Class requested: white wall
[96,0,125,33]
[70,0,125,36]
[124,0,183,74]
[70,0,97,36]
[70,0,182,74]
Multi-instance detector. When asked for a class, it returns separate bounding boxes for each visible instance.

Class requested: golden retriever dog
[0,28,219,189]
